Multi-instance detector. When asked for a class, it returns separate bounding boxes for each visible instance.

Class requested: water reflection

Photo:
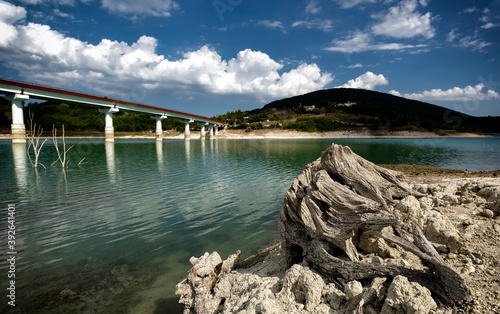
[201,139,206,164]
[156,140,164,169]
[105,141,116,184]
[185,140,191,170]
[12,143,27,189]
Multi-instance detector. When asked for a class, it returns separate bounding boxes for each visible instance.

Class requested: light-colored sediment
[0,129,492,140]
[219,129,490,139]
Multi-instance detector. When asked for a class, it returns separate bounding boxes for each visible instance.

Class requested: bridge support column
[199,122,207,139]
[151,115,167,141]
[209,124,214,139]
[184,119,193,140]
[7,94,29,144]
[99,107,119,142]
[215,125,219,136]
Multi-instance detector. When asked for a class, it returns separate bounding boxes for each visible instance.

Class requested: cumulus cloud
[0,1,27,23]
[325,31,426,53]
[337,72,388,90]
[0,1,26,47]
[389,84,500,101]
[371,0,435,39]
[0,2,333,102]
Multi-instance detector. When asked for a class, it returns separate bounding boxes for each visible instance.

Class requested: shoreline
[0,129,495,140]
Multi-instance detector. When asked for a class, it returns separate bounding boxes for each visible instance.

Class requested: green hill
[215,88,500,134]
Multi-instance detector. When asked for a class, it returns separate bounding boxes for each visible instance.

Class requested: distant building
[304,105,316,112]
[336,102,356,107]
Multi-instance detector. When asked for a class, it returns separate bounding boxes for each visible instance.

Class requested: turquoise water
[0,137,499,313]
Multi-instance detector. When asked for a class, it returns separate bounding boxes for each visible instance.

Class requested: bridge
[0,77,226,143]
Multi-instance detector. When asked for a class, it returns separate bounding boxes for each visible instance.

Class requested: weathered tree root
[279,143,469,305]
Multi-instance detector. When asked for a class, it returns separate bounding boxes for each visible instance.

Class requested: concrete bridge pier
[151,114,167,141]
[199,122,207,139]
[215,125,219,136]
[99,107,119,142]
[209,124,214,139]
[7,93,29,144]
[184,119,194,140]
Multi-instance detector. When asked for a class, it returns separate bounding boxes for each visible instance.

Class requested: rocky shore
[176,144,500,313]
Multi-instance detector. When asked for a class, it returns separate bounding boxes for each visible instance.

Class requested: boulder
[380,275,437,314]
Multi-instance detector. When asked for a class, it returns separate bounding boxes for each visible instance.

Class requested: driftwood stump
[278,144,469,304]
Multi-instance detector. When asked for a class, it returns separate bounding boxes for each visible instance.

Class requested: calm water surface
[0,137,499,313]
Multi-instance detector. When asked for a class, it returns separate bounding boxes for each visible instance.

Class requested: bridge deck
[0,77,225,125]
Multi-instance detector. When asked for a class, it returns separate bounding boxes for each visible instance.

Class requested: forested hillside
[214,88,500,134]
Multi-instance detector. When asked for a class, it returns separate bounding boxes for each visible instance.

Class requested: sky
[0,0,499,118]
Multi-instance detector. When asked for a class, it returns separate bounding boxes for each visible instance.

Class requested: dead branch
[52,124,74,168]
[278,143,469,305]
[26,111,47,169]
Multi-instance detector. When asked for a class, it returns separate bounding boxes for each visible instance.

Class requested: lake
[1,137,499,313]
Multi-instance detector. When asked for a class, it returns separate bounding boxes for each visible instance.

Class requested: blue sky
[0,0,499,117]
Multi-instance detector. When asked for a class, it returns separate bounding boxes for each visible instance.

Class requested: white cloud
[17,0,76,5]
[0,0,27,24]
[0,0,26,47]
[463,6,478,14]
[292,19,333,32]
[418,0,428,6]
[0,3,333,102]
[446,29,459,42]
[482,22,499,29]
[371,0,435,39]
[101,0,180,18]
[257,20,287,32]
[53,8,74,19]
[457,34,492,52]
[305,0,321,14]
[348,63,363,68]
[17,0,43,3]
[337,71,388,90]
[446,28,492,53]
[479,9,500,29]
[390,84,500,101]
[325,31,426,53]
[335,0,376,9]
[12,0,178,18]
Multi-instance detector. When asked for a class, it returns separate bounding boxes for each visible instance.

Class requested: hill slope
[226,88,500,134]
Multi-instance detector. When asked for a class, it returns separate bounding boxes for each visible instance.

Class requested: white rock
[323,284,345,311]
[394,196,426,228]
[482,209,494,218]
[419,197,434,211]
[380,275,437,314]
[424,211,463,253]
[344,280,363,302]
